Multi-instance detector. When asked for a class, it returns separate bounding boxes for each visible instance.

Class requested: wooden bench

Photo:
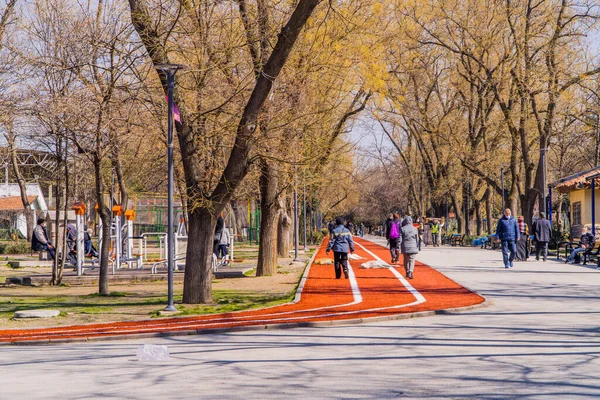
[451,234,466,247]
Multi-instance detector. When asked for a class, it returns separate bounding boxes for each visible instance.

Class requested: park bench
[562,239,600,264]
[451,234,465,247]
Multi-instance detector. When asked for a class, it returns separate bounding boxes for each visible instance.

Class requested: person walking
[496,208,520,269]
[386,213,402,263]
[31,217,56,261]
[430,219,441,247]
[399,216,419,279]
[532,212,551,261]
[326,217,355,279]
[213,216,230,266]
[515,216,529,261]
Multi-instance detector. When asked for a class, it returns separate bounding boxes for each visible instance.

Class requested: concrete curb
[3,300,490,346]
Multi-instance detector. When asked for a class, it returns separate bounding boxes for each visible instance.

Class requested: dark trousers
[333,251,349,279]
[389,238,399,261]
[501,240,516,266]
[38,244,56,261]
[535,241,548,260]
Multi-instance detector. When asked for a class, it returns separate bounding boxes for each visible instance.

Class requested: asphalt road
[2,237,600,399]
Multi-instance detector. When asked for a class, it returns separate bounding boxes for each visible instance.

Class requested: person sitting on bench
[31,217,56,261]
[84,225,99,257]
[566,227,595,264]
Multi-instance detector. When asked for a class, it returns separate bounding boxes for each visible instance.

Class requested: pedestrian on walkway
[515,216,529,261]
[399,216,419,279]
[387,213,402,263]
[346,219,354,236]
[430,219,441,247]
[326,217,355,279]
[496,208,520,268]
[533,212,551,261]
[31,217,56,261]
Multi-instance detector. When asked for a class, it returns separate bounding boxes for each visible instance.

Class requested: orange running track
[0,238,485,344]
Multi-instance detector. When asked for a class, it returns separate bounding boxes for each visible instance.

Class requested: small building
[550,166,600,237]
[0,184,48,238]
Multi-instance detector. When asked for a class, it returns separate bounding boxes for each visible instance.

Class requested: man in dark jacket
[496,208,520,268]
[326,217,355,279]
[533,212,552,261]
[399,216,419,279]
[566,227,595,264]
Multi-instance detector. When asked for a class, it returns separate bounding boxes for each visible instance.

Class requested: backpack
[389,221,400,239]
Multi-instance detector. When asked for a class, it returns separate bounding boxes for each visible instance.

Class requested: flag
[165,96,182,124]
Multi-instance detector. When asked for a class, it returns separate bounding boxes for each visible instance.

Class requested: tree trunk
[257,160,279,276]
[475,200,482,236]
[183,207,216,304]
[94,152,111,295]
[485,188,493,234]
[277,205,292,257]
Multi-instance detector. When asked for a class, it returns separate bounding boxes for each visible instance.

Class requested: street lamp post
[540,148,548,215]
[303,176,307,252]
[293,164,300,261]
[155,63,186,312]
[501,166,505,211]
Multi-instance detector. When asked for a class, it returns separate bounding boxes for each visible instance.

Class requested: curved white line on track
[354,240,426,304]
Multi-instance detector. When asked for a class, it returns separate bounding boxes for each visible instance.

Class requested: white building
[0,184,48,238]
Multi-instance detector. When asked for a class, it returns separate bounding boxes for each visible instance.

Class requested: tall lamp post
[540,148,548,215]
[293,164,300,261]
[155,63,186,312]
[501,166,505,211]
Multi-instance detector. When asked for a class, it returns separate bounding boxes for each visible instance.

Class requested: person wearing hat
[31,217,56,261]
[533,212,551,261]
[515,215,530,261]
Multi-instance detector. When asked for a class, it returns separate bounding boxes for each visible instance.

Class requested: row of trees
[347,0,600,235]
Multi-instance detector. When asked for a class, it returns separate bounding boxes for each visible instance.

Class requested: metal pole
[548,186,553,228]
[165,71,176,311]
[303,176,307,251]
[592,178,596,236]
[541,148,547,214]
[293,165,299,261]
[501,167,505,211]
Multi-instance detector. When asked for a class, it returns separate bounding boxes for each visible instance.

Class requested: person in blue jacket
[496,208,520,269]
[326,217,355,279]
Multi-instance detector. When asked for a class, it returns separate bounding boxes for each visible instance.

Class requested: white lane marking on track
[7,241,427,341]
[354,240,426,305]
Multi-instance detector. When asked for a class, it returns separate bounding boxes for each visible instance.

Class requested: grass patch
[168,291,293,317]
[243,268,256,277]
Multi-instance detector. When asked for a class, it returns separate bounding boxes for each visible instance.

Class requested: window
[572,202,582,226]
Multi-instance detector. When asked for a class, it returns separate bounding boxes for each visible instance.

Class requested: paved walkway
[2,237,600,399]
[0,237,482,343]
